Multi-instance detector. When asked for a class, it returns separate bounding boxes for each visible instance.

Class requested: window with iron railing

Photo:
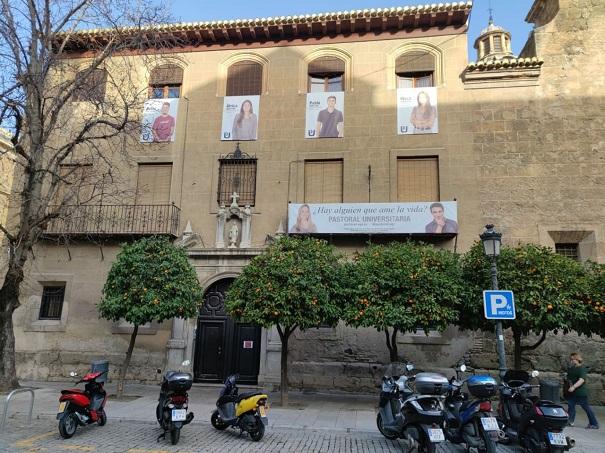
[39,285,65,320]
[555,243,579,261]
[217,150,257,207]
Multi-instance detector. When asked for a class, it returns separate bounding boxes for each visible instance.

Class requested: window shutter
[150,65,184,86]
[226,61,263,96]
[308,57,345,76]
[73,68,107,102]
[395,51,435,74]
[304,160,343,203]
[136,164,172,205]
[397,157,439,202]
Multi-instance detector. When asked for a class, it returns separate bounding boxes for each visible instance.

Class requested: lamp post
[480,224,507,379]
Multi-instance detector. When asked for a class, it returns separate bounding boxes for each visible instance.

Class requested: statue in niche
[228,222,239,248]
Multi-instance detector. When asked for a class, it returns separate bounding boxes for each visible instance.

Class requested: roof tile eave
[64,1,473,37]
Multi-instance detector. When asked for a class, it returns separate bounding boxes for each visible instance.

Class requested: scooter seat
[237,391,263,402]
[61,388,87,395]
[217,394,238,406]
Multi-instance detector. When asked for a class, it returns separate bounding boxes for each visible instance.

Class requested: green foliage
[343,241,464,335]
[225,236,346,330]
[459,242,591,336]
[99,236,203,325]
[584,262,605,337]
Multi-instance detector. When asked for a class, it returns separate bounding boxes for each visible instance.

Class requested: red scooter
[57,370,108,438]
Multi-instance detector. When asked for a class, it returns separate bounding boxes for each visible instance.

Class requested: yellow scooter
[210,374,269,441]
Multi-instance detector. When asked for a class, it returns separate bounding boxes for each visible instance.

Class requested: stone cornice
[57,2,473,53]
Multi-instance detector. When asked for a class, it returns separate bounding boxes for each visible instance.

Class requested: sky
[166,0,535,59]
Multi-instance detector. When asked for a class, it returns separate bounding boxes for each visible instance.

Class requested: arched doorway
[193,278,261,384]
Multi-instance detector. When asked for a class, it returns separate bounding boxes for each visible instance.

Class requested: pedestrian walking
[566,352,599,429]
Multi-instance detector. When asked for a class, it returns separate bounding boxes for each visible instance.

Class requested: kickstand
[157,431,166,442]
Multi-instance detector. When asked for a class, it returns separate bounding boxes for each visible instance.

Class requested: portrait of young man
[425,202,458,234]
[315,95,344,138]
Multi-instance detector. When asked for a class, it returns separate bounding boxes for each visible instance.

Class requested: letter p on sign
[483,290,516,320]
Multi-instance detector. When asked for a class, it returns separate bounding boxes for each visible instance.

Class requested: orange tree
[582,262,605,338]
[343,241,464,363]
[225,236,346,406]
[98,237,202,398]
[459,243,591,370]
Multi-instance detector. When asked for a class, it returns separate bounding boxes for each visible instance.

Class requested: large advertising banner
[221,95,260,141]
[397,87,438,135]
[288,202,458,234]
[305,91,345,139]
[140,98,179,143]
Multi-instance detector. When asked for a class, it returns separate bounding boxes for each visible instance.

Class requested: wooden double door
[193,278,261,384]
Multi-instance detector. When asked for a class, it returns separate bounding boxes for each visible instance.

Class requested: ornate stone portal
[215,191,252,248]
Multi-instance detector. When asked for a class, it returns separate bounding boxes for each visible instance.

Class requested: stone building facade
[10,0,605,400]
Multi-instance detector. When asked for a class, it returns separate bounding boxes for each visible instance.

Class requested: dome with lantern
[473,16,515,63]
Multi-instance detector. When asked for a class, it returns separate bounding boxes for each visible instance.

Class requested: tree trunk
[280,332,289,407]
[513,328,522,370]
[276,324,296,407]
[117,324,138,399]
[384,328,399,363]
[0,246,28,392]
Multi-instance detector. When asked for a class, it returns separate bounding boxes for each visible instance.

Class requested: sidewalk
[6,380,378,432]
[3,380,604,448]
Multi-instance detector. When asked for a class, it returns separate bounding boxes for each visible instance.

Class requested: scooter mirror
[181,360,191,367]
[459,364,467,372]
[531,370,540,378]
[406,363,414,371]
[69,371,77,377]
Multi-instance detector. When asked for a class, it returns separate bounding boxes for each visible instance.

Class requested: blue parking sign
[483,290,516,320]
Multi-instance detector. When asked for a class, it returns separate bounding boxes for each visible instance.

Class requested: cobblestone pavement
[0,416,543,453]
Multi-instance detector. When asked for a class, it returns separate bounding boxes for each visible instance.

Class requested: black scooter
[376,363,447,453]
[497,369,574,452]
[156,360,194,445]
[443,364,500,453]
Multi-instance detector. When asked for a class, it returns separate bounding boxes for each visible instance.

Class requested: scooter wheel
[58,413,78,439]
[170,427,180,445]
[97,409,107,426]
[376,413,398,440]
[249,416,265,442]
[211,410,228,430]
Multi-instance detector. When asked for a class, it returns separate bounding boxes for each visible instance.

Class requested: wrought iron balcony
[44,204,180,237]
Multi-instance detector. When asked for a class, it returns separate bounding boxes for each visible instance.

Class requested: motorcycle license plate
[548,432,567,446]
[480,417,499,431]
[58,402,66,412]
[258,406,267,417]
[428,428,445,443]
[171,409,187,422]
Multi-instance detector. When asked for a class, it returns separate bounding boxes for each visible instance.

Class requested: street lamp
[480,224,507,379]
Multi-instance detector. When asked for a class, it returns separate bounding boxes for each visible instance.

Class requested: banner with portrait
[140,98,179,143]
[397,87,438,135]
[288,202,458,234]
[305,91,345,139]
[221,95,260,141]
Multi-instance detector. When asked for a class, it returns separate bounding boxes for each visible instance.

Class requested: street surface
[1,382,602,452]
[1,417,516,453]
